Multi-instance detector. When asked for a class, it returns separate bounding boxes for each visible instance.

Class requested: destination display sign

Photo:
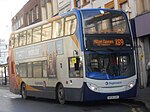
[85,34,132,49]
[93,38,124,47]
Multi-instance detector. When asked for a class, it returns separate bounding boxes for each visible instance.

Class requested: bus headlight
[87,82,98,92]
[128,81,134,88]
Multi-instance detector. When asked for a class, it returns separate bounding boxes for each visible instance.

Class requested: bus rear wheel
[21,83,27,99]
[57,84,65,104]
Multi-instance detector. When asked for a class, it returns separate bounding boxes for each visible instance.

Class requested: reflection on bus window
[86,53,134,79]
[33,26,41,43]
[27,62,32,77]
[65,15,77,35]
[42,61,48,77]
[15,34,19,47]
[68,57,83,78]
[27,29,32,44]
[42,23,52,41]
[83,10,129,34]
[19,31,26,46]
[33,62,42,78]
[19,63,27,77]
[53,19,64,38]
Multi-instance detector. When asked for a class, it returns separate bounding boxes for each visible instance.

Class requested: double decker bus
[9,8,137,104]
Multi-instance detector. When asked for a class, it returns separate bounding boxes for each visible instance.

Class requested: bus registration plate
[107,95,119,100]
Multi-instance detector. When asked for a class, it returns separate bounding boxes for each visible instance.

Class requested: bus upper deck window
[53,18,64,38]
[65,15,77,35]
[15,34,19,47]
[33,26,42,43]
[19,31,27,46]
[42,23,52,41]
[27,29,32,44]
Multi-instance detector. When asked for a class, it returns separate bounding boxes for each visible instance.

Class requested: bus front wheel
[21,83,27,100]
[57,84,65,104]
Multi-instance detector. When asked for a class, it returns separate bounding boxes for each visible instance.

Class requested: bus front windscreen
[82,9,129,34]
[85,52,135,80]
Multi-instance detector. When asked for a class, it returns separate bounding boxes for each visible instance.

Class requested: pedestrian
[147,61,150,86]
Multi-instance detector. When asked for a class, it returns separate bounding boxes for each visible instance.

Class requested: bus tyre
[57,84,65,104]
[21,83,27,100]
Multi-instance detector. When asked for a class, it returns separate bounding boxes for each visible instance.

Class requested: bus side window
[68,57,83,78]
[42,23,52,41]
[33,26,42,43]
[65,15,77,35]
[19,31,27,46]
[53,18,64,38]
[15,34,19,47]
[27,29,32,44]
[16,64,19,75]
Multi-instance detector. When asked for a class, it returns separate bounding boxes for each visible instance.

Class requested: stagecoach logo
[105,81,122,85]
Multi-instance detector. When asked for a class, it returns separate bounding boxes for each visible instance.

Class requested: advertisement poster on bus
[47,42,57,78]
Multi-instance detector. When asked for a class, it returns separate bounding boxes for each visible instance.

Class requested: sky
[0,0,29,42]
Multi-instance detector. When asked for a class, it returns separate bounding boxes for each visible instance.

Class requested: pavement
[134,87,150,111]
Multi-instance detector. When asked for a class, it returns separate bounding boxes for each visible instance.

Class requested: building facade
[134,0,150,88]
[11,0,42,31]
[11,0,59,31]
[0,39,8,65]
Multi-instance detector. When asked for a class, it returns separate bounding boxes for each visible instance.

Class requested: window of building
[19,31,26,46]
[33,62,42,78]
[75,0,95,7]
[42,23,52,41]
[33,26,42,43]
[118,0,130,18]
[82,0,90,6]
[21,16,24,26]
[105,0,114,9]
[18,18,21,28]
[47,2,52,19]
[35,5,39,19]
[120,2,128,11]
[41,6,47,20]
[53,18,64,38]
[26,13,30,25]
[31,9,34,23]
[16,20,19,29]
[143,0,150,12]
[65,15,77,35]
[27,29,32,44]
[76,0,81,7]
[52,0,58,16]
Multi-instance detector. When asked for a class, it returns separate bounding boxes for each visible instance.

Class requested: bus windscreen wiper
[86,48,98,53]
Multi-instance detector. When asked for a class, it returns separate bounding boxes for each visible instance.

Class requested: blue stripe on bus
[83,82,137,101]
[74,10,84,51]
[86,72,128,80]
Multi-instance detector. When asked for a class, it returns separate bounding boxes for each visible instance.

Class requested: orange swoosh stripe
[26,85,41,91]
[71,35,81,50]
